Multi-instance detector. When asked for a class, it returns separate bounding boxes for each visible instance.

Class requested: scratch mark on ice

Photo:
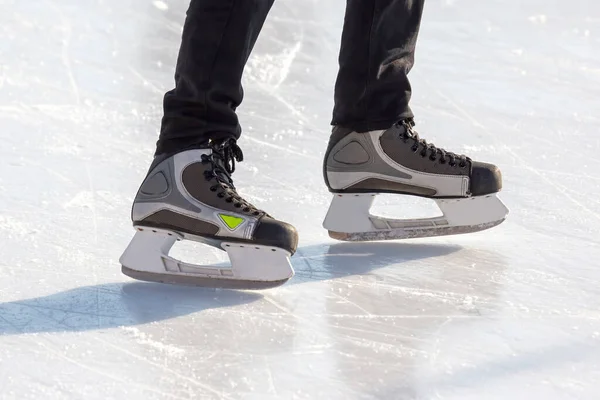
[84,164,100,328]
[273,39,302,90]
[46,0,81,105]
[36,339,182,398]
[98,335,231,398]
[243,135,318,160]
[119,327,185,356]
[329,291,373,316]
[84,165,99,246]
[0,67,5,90]
[128,66,164,95]
[264,356,278,396]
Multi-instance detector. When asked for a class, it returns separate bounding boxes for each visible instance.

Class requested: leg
[332,0,425,132]
[323,1,508,240]
[123,0,299,289]
[157,0,275,156]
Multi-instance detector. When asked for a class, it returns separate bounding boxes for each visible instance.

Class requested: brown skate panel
[141,210,220,236]
[345,178,437,196]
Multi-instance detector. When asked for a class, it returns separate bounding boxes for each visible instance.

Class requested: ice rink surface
[1,0,599,399]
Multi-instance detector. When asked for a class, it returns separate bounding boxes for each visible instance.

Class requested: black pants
[157,0,425,155]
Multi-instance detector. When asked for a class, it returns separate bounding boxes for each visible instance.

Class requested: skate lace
[398,119,470,168]
[200,139,263,216]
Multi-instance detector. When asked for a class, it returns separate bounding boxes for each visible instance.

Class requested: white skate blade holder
[119,228,294,289]
[323,193,508,241]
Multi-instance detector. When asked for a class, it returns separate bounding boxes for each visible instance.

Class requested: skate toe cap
[254,217,299,255]
[470,161,502,196]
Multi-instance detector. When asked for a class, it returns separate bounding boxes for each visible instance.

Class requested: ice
[1,0,599,399]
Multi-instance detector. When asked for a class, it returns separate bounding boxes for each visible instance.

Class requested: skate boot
[322,119,508,241]
[120,139,298,289]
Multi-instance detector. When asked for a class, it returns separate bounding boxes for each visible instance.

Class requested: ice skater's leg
[323,0,507,241]
[124,0,297,289]
[157,0,275,156]
[332,0,425,132]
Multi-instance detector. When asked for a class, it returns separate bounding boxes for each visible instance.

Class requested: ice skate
[322,120,508,241]
[120,139,298,289]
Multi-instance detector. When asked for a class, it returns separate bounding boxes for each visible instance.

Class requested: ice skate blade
[328,218,506,241]
[120,266,290,290]
[323,192,508,241]
[119,227,294,290]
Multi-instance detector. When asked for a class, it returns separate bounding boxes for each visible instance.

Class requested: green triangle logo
[219,214,245,230]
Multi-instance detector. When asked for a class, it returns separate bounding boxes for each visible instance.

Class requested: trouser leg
[332,0,425,132]
[157,0,275,155]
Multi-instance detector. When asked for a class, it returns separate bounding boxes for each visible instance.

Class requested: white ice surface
[1,0,600,399]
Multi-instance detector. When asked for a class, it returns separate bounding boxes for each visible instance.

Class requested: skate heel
[120,227,294,289]
[323,193,509,241]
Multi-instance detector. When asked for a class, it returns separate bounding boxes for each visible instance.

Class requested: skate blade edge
[121,266,290,290]
[328,218,506,242]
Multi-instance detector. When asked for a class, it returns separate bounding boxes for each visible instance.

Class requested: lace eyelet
[253,212,260,216]
[210,186,217,192]
[459,162,466,168]
[449,162,456,167]
[440,159,446,164]
[411,146,418,152]
[234,203,241,208]
[243,208,250,212]
[429,155,437,161]
[226,199,232,203]
[420,152,427,158]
